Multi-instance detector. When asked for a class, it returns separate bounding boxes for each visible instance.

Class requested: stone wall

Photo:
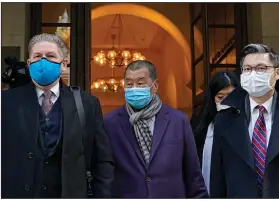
[247,3,279,52]
[2,3,30,60]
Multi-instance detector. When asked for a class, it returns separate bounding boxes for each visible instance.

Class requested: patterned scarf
[126,94,162,164]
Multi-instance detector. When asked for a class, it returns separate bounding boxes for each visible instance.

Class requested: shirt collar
[35,82,60,98]
[249,95,273,114]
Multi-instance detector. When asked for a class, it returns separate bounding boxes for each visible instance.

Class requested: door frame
[29,3,91,92]
[189,3,247,114]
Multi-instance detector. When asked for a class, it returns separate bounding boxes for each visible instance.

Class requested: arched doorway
[91,3,191,75]
[90,4,193,115]
[30,2,247,117]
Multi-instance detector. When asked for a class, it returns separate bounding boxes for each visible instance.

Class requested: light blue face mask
[29,58,61,86]
[124,87,152,109]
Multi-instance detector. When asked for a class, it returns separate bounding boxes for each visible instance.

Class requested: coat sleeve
[210,117,227,198]
[182,116,209,198]
[89,97,114,198]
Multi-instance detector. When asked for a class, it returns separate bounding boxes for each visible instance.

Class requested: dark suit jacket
[103,105,208,198]
[1,81,114,198]
[210,87,279,198]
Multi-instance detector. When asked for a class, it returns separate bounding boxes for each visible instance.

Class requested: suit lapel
[118,107,147,168]
[220,93,255,170]
[223,115,255,170]
[149,106,169,164]
[23,83,40,150]
[266,93,279,165]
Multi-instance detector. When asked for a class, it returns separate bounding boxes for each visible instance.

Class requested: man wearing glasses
[210,44,279,198]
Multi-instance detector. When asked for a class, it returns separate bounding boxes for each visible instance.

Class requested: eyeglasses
[241,65,276,75]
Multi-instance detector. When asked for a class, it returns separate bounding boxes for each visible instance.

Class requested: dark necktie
[42,90,53,114]
[252,105,267,198]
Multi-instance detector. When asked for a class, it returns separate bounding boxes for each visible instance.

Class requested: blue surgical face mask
[29,58,61,86]
[125,87,152,109]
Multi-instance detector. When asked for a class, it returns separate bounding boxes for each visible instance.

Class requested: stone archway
[91,3,192,113]
[91,3,191,80]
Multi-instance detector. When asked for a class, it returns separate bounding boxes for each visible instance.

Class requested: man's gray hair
[28,33,68,59]
[240,43,279,67]
[125,60,157,81]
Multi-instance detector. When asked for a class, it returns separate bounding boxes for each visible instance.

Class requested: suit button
[28,152,34,159]
[24,184,31,192]
[42,185,47,190]
[45,160,49,164]
[146,177,151,182]
[45,118,49,122]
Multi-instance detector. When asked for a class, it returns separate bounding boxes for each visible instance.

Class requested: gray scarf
[126,94,162,164]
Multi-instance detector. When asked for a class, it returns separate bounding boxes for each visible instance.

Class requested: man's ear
[152,80,159,93]
[61,59,68,71]
[27,59,31,67]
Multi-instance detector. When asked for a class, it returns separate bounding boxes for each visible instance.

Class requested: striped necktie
[252,105,267,198]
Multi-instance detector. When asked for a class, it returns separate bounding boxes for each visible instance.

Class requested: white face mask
[240,70,276,97]
[216,103,231,112]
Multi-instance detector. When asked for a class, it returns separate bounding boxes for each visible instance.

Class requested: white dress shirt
[202,122,214,193]
[35,82,60,106]
[248,96,273,147]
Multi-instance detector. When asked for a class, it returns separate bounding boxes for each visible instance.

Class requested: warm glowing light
[123,59,129,66]
[93,49,146,68]
[107,50,117,59]
[121,50,131,59]
[93,56,99,62]
[139,55,146,60]
[97,51,105,59]
[98,58,106,66]
[132,52,141,61]
[91,4,191,84]
[99,80,105,85]
[109,79,116,84]
[91,77,125,92]
[109,59,116,68]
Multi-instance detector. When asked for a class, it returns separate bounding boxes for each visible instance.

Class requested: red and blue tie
[252,105,267,198]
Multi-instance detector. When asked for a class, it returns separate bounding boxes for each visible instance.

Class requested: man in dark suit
[211,44,279,198]
[1,33,114,198]
[103,60,208,198]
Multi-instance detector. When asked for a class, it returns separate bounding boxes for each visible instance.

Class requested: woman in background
[194,71,241,194]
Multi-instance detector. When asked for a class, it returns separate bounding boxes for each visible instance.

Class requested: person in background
[194,71,241,193]
[1,33,114,198]
[1,56,31,90]
[211,44,279,198]
[103,60,208,198]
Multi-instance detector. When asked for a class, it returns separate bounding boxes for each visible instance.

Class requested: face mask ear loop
[149,79,157,90]
[269,68,278,88]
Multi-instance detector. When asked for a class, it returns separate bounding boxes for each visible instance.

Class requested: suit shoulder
[79,90,99,103]
[162,105,189,121]
[2,86,26,99]
[104,106,125,123]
